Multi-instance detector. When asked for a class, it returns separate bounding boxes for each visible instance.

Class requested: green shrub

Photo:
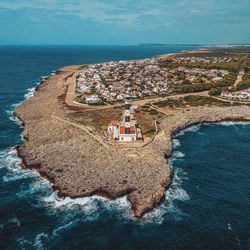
[149,109,159,115]
[236,81,250,91]
[154,98,184,107]
[209,88,222,96]
[173,83,213,94]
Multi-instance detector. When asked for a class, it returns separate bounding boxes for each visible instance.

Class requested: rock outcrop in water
[14,65,250,217]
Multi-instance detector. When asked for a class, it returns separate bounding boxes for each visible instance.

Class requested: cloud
[0,0,249,29]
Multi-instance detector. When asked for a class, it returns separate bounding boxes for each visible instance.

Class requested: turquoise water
[0,46,250,249]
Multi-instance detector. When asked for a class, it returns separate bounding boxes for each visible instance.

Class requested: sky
[0,0,249,45]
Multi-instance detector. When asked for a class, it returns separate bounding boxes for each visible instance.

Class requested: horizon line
[0,43,250,47]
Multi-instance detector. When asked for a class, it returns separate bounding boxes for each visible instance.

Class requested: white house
[85,95,102,104]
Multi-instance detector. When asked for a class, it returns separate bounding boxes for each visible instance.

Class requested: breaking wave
[0,146,190,226]
[0,148,134,222]
[173,151,185,159]
[42,191,134,223]
[0,148,39,183]
[219,121,246,126]
[6,75,50,124]
[176,124,201,136]
[141,166,190,225]
[17,232,50,250]
[173,138,181,148]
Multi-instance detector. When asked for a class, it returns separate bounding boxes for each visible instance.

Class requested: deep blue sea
[0,45,250,250]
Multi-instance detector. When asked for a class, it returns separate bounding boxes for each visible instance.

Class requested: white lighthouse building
[107,100,142,142]
[119,101,136,141]
[124,101,131,133]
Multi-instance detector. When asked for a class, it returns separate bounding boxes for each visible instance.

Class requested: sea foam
[140,166,190,225]
[0,148,39,183]
[173,151,186,159]
[43,191,134,223]
[173,139,181,148]
[0,148,190,226]
[6,74,50,124]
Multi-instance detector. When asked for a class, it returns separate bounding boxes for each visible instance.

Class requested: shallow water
[0,46,250,249]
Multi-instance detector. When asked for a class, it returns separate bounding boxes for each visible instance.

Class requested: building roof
[119,125,136,135]
[111,119,118,125]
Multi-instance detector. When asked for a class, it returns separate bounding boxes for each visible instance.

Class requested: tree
[209,88,222,96]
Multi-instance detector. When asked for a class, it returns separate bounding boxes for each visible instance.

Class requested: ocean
[0,45,250,250]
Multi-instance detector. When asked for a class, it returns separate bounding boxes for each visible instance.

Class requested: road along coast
[14,64,250,218]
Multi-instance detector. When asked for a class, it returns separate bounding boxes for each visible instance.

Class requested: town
[75,58,230,104]
[172,56,239,64]
[221,89,250,101]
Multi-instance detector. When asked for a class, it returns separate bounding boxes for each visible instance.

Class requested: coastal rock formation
[14,65,250,217]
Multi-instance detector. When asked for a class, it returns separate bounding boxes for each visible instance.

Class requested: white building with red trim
[108,101,143,142]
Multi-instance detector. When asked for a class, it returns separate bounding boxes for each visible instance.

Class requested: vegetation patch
[154,98,184,108]
[154,95,243,108]
[236,72,250,91]
[66,108,123,131]
[183,95,230,107]
[173,72,237,94]
[134,106,164,136]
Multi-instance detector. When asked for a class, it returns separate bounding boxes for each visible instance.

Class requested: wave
[219,121,247,126]
[183,124,201,133]
[6,109,23,128]
[42,191,134,223]
[140,166,189,225]
[33,233,50,250]
[173,139,181,148]
[17,178,52,199]
[6,74,51,125]
[173,151,185,159]
[0,217,21,231]
[24,87,36,100]
[0,147,190,227]
[0,148,133,224]
[23,75,49,101]
[175,124,201,136]
[0,148,40,183]
[52,220,78,237]
[1,148,190,225]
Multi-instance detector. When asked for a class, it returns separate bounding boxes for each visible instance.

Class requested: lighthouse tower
[124,101,131,134]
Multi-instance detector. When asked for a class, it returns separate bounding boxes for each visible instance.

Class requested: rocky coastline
[14,64,250,218]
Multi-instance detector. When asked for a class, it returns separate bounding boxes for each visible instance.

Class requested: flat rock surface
[14,65,250,217]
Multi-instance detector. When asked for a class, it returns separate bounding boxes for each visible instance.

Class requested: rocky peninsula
[14,62,250,218]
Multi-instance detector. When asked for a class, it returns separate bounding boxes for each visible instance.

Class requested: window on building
[125,116,130,122]
[125,128,130,134]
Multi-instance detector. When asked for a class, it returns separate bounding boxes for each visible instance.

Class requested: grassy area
[153,98,184,108]
[160,52,243,72]
[172,72,237,94]
[134,105,164,136]
[183,95,230,107]
[236,72,250,91]
[66,107,123,131]
[179,61,241,72]
[154,95,241,108]
[212,47,250,54]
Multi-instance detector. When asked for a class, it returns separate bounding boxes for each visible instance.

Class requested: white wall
[119,135,136,142]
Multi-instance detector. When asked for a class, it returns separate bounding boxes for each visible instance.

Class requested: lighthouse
[108,100,143,142]
[124,101,131,134]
